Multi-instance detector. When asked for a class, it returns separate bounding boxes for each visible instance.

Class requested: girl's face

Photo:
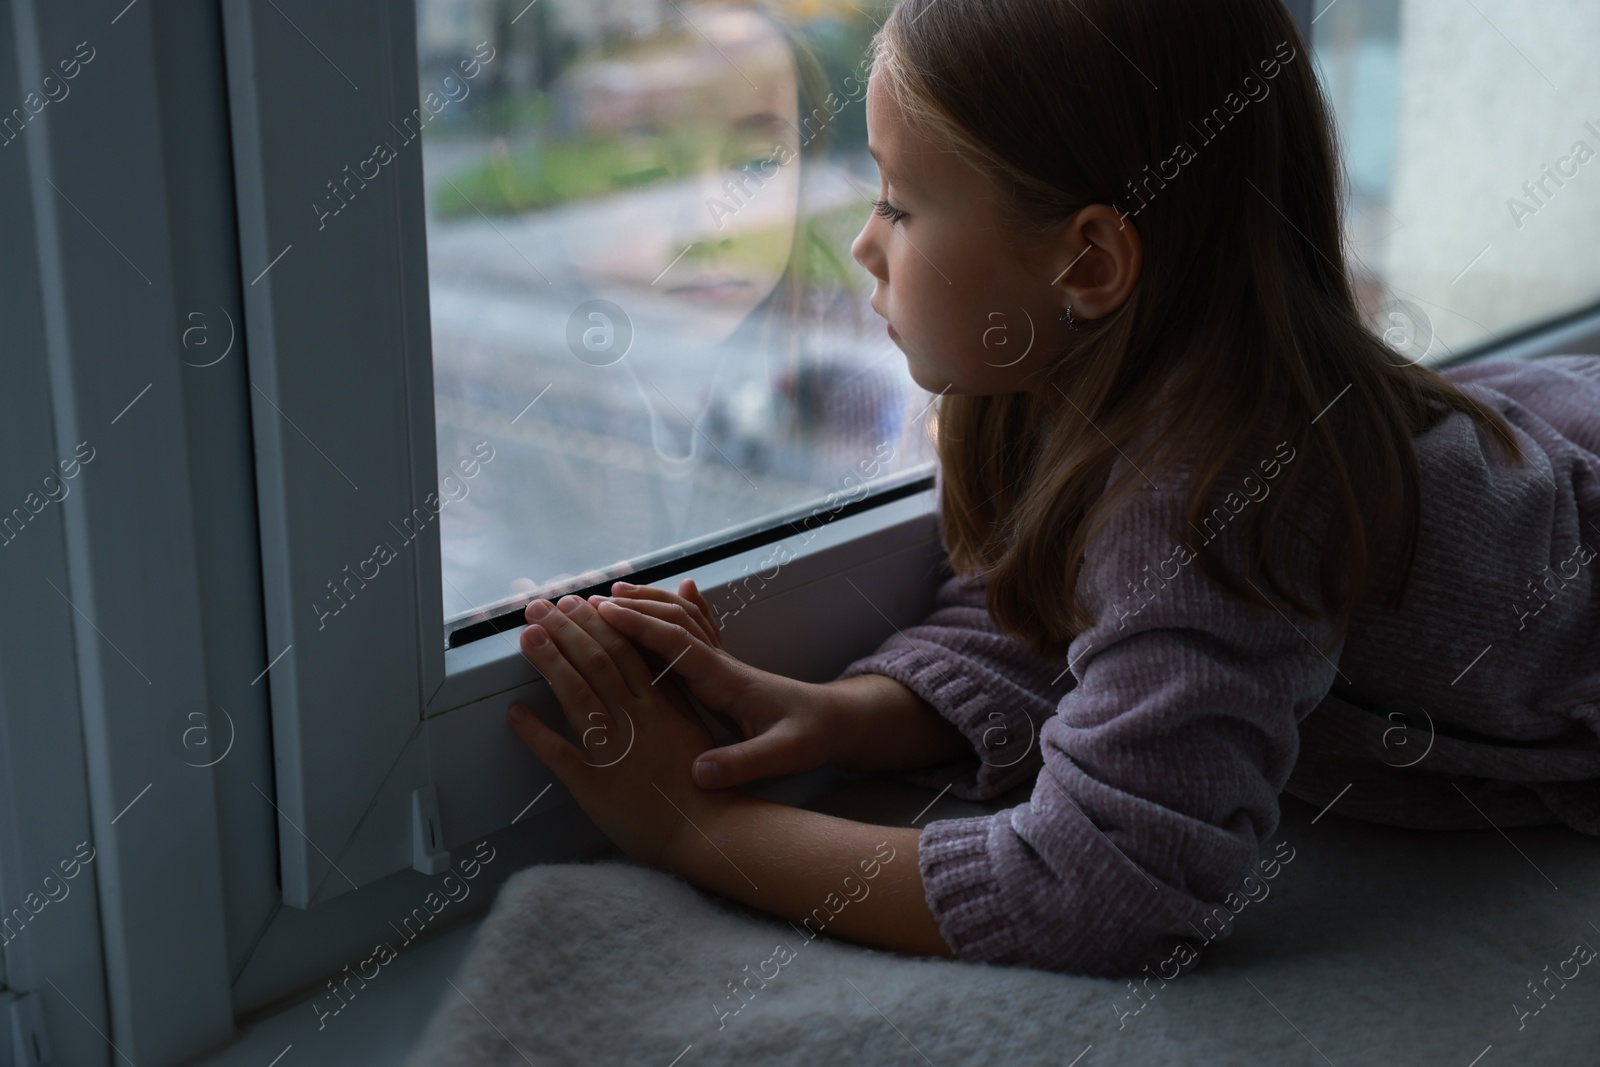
[851,71,1080,396]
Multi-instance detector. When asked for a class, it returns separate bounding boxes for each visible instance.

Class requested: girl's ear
[1052,204,1142,322]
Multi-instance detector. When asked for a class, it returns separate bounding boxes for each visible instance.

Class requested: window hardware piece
[411,785,451,876]
[3,990,54,1067]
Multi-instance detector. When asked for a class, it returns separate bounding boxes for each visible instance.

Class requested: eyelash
[874,197,908,224]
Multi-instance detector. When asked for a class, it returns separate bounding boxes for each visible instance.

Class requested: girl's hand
[506,595,751,872]
[600,578,724,650]
[591,589,843,790]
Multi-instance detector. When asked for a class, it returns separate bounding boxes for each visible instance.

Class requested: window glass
[416,0,933,631]
[1312,0,1600,365]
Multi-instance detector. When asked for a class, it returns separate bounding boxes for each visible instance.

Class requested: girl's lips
[870,297,897,340]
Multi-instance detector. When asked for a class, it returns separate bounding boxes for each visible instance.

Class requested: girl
[504,0,1600,978]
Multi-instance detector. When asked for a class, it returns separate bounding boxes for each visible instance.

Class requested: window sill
[180,917,483,1067]
[427,480,943,715]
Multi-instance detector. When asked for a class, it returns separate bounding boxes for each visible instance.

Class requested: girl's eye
[874,197,908,224]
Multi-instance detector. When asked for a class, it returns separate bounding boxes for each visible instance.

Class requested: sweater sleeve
[834,566,1075,802]
[917,469,1344,977]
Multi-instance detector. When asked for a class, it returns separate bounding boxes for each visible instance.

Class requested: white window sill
[181,919,482,1067]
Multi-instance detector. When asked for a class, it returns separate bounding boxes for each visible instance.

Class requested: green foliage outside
[428,5,887,221]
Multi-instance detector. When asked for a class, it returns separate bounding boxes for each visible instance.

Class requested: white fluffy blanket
[404,781,1600,1066]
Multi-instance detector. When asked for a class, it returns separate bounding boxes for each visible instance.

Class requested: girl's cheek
[896,245,933,293]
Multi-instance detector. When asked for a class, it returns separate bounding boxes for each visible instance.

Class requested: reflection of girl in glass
[539,2,883,482]
[442,1,911,620]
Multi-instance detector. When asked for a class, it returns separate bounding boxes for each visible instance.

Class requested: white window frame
[219,0,952,909]
[3,1,247,1062]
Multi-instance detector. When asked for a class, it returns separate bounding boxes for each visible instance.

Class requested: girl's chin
[903,360,946,395]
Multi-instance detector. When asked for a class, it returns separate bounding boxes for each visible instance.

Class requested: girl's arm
[896,479,1344,976]
[835,570,1072,801]
[508,592,957,960]
[668,797,956,959]
[824,672,974,773]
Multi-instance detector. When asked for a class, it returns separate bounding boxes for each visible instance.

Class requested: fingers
[593,599,720,687]
[593,600,755,716]
[517,618,613,730]
[593,594,713,648]
[679,579,724,649]
[519,604,641,762]
[525,595,654,702]
[506,702,590,782]
[604,583,706,643]
[609,580,722,648]
[589,592,708,647]
[694,720,818,789]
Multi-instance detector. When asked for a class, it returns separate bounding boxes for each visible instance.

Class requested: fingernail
[525,626,549,647]
[558,595,581,615]
[694,759,721,788]
[527,601,551,620]
[509,705,529,723]
[613,581,636,591]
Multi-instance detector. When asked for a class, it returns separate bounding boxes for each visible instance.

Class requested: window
[1311,0,1600,363]
[415,1,936,632]
[217,0,942,934]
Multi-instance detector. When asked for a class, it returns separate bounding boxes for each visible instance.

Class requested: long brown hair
[875,0,1523,659]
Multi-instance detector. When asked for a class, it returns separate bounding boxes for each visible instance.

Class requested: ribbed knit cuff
[839,639,979,717]
[917,812,1022,965]
[839,643,1043,801]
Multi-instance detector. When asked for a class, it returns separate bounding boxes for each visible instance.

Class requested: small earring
[1059,305,1079,331]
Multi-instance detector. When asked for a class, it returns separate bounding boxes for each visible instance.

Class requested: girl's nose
[850,215,885,281]
[675,165,731,244]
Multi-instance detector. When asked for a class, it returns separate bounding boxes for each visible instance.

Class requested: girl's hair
[874,0,1523,659]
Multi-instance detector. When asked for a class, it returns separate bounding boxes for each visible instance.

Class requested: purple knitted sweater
[837,354,1600,978]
